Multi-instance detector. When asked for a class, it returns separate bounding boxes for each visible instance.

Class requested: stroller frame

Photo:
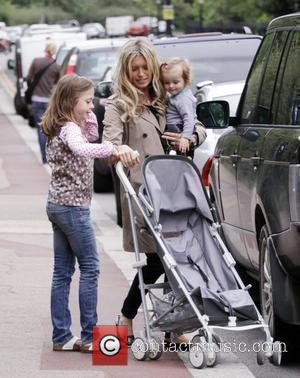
[115,156,282,367]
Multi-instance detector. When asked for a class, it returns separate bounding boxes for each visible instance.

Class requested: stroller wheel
[189,344,206,369]
[193,331,222,348]
[206,343,219,368]
[211,333,222,348]
[148,336,163,360]
[192,334,219,367]
[269,341,282,366]
[256,349,265,365]
[131,337,149,361]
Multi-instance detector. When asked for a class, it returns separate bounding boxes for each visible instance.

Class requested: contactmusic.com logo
[93,325,128,365]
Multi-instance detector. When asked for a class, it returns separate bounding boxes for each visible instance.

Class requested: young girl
[41,74,127,353]
[161,58,198,155]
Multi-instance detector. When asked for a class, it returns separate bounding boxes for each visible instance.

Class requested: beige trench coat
[103,99,207,253]
[103,99,166,253]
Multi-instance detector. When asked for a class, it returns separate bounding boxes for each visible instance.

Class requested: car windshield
[77,48,118,81]
[155,38,260,92]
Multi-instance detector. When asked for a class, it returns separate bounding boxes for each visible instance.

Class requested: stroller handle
[115,150,139,195]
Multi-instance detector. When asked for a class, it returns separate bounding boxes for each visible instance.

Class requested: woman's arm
[102,103,125,146]
[103,103,139,167]
[194,121,207,146]
[162,122,206,149]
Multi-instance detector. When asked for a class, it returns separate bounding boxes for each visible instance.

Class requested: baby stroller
[116,155,282,368]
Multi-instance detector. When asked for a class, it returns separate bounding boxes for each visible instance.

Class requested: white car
[193,80,245,184]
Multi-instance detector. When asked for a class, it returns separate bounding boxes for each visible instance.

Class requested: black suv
[205,13,300,354]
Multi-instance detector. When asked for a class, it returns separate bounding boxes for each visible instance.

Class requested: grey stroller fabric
[142,156,259,329]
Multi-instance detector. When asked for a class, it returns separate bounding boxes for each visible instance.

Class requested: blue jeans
[32,101,48,164]
[46,202,100,344]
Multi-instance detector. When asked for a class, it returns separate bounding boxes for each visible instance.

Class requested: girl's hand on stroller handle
[116,145,140,168]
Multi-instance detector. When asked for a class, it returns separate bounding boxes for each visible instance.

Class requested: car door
[236,30,289,269]
[217,127,249,266]
[216,32,275,268]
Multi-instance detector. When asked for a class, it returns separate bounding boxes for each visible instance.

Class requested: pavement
[0,75,256,378]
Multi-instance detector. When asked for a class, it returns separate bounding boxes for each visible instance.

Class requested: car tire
[14,92,28,118]
[259,226,277,335]
[259,225,298,361]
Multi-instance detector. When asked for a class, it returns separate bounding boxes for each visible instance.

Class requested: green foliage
[173,0,194,29]
[2,0,298,29]
[202,0,269,24]
[257,0,295,17]
[0,1,71,25]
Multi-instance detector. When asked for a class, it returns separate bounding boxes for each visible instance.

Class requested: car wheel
[259,225,295,361]
[259,225,276,335]
[14,92,28,118]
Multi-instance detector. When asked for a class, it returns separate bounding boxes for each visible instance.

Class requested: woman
[103,38,206,345]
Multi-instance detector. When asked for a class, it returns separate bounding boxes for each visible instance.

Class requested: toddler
[161,58,198,155]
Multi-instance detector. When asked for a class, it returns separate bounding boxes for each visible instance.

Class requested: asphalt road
[0,48,299,378]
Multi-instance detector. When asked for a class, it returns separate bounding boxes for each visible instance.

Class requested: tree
[257,0,294,17]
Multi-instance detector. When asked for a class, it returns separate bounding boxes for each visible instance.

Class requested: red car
[127,21,149,36]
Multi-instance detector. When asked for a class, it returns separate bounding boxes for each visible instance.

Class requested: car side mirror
[196,100,230,128]
[95,81,113,99]
[7,59,15,70]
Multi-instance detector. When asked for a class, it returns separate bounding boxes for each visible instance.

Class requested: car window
[254,30,288,124]
[275,30,300,126]
[239,33,274,124]
[76,49,118,80]
[155,38,260,91]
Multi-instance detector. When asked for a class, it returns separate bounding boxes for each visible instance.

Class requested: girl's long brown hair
[113,38,166,122]
[41,74,94,137]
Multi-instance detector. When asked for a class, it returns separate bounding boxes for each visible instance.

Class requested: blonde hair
[113,38,165,122]
[45,41,57,56]
[41,74,94,137]
[161,57,192,86]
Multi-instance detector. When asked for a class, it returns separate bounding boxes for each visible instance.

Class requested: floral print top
[47,112,114,206]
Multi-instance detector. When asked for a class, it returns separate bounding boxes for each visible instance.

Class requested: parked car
[82,22,106,39]
[205,12,300,357]
[136,16,158,34]
[0,28,10,53]
[59,38,127,83]
[127,21,150,36]
[6,25,24,44]
[193,80,245,181]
